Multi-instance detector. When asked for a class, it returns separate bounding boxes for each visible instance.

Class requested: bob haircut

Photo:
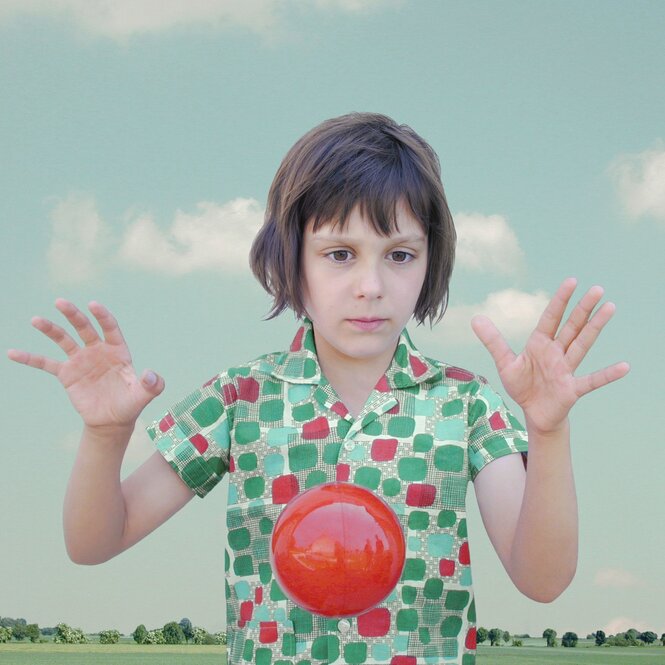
[250,112,456,326]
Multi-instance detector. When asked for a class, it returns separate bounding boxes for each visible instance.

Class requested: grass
[477,644,665,664]
[0,642,227,664]
[2,642,664,665]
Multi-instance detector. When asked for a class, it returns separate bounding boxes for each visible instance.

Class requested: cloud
[609,143,665,221]
[0,0,399,40]
[594,567,644,589]
[412,288,548,351]
[443,288,548,346]
[454,212,525,275]
[119,198,263,275]
[44,195,263,283]
[47,193,111,285]
[603,617,654,636]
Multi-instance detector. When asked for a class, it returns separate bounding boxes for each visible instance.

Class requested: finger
[55,299,101,346]
[88,301,127,347]
[557,285,604,351]
[138,370,166,406]
[471,315,516,370]
[31,316,80,357]
[7,348,61,376]
[565,301,616,370]
[535,277,578,338]
[575,361,630,397]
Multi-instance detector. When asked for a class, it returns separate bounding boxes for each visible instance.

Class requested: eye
[326,250,352,263]
[389,250,414,263]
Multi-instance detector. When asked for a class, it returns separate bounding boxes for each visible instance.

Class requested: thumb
[140,369,165,398]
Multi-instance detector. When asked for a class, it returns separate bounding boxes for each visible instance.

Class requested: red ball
[270,482,406,617]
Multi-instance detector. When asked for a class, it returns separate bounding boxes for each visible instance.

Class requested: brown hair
[249,112,456,325]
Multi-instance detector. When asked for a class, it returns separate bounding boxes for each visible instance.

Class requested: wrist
[82,422,135,447]
[525,417,570,442]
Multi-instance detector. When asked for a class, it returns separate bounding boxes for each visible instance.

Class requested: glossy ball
[270,482,406,617]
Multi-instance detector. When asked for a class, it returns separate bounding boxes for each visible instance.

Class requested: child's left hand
[471,277,630,436]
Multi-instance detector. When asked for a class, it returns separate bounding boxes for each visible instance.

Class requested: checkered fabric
[147,319,528,665]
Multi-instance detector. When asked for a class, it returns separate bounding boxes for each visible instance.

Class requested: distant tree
[162,622,186,645]
[562,632,578,647]
[0,627,12,643]
[543,628,558,647]
[99,630,120,644]
[661,633,665,646]
[143,629,165,644]
[476,627,488,645]
[179,618,194,643]
[639,631,657,644]
[626,628,640,640]
[41,627,56,636]
[53,624,88,644]
[511,638,523,647]
[132,624,147,644]
[594,630,606,646]
[214,632,227,645]
[502,630,510,644]
[25,624,40,643]
[488,628,502,646]
[11,623,27,641]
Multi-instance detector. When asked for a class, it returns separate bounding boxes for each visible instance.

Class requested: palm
[56,340,144,427]
[472,279,630,434]
[8,300,155,429]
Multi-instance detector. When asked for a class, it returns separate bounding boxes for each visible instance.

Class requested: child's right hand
[7,299,164,433]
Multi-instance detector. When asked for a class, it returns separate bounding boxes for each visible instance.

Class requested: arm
[8,299,193,564]
[471,278,629,601]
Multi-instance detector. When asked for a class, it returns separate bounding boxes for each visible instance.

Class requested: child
[8,112,629,665]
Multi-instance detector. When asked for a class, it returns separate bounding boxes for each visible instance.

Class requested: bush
[143,629,166,644]
[25,624,41,643]
[511,639,523,647]
[0,627,12,643]
[162,622,186,644]
[53,624,88,644]
[132,624,147,644]
[99,629,120,644]
[215,632,228,645]
[562,632,578,647]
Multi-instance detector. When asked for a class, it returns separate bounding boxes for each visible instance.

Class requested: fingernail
[144,371,157,387]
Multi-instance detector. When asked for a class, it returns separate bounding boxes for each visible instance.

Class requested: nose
[352,260,383,300]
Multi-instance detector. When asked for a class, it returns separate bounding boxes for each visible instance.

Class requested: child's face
[301,200,428,372]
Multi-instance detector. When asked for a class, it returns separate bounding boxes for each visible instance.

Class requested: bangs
[303,142,432,236]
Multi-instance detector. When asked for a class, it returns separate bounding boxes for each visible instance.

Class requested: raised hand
[471,278,630,435]
[7,299,164,431]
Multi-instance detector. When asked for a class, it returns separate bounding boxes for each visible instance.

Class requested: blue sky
[2,0,664,638]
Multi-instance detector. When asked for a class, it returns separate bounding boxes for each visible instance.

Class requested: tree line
[2,615,664,648]
[477,626,665,648]
[0,616,225,645]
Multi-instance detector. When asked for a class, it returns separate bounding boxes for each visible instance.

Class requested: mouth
[347,318,387,331]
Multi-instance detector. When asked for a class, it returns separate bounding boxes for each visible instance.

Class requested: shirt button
[337,619,351,633]
[344,441,355,451]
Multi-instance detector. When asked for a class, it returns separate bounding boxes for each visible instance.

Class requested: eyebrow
[310,234,427,245]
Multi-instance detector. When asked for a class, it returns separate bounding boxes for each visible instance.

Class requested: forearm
[509,419,578,602]
[63,424,134,565]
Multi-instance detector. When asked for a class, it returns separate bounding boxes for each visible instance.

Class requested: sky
[1,0,664,640]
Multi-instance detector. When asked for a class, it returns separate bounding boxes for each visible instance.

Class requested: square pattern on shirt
[147,319,528,665]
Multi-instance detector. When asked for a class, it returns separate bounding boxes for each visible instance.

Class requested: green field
[0,642,227,664]
[2,643,665,664]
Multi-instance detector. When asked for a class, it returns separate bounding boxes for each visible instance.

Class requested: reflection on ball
[270,482,406,617]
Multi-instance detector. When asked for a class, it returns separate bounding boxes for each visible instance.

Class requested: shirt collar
[268,318,441,389]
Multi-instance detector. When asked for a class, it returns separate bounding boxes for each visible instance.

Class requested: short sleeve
[467,379,528,481]
[146,375,236,497]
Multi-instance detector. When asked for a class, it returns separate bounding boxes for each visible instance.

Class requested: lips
[347,318,387,331]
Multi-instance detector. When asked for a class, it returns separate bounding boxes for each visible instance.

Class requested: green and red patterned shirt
[147,319,528,665]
